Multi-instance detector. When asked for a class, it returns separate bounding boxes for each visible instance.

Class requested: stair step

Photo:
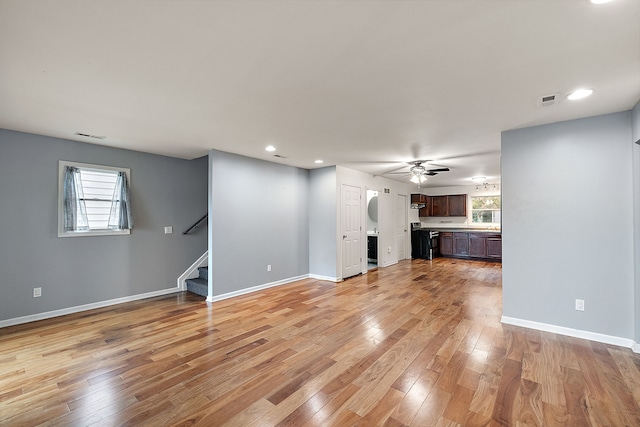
[198,266,208,280]
[186,277,208,298]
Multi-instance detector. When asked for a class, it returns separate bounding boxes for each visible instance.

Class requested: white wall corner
[309,274,341,282]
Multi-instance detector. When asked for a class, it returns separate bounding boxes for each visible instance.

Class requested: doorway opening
[366,189,379,270]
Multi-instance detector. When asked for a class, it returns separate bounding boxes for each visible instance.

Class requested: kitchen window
[58,161,133,237]
[471,195,501,224]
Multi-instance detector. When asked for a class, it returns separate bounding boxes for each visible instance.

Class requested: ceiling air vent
[537,93,560,107]
[75,132,106,140]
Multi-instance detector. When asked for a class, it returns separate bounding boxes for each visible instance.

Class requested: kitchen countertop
[418,228,501,234]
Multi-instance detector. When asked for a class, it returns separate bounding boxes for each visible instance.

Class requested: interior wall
[0,129,208,323]
[336,166,414,271]
[502,111,635,340]
[632,101,640,345]
[309,167,337,279]
[208,150,310,296]
[366,190,379,232]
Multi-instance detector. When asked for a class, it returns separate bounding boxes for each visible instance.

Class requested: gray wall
[208,150,309,296]
[633,102,640,343]
[0,129,208,322]
[633,102,640,145]
[502,112,635,339]
[309,167,337,278]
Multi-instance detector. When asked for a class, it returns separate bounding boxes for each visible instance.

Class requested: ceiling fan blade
[427,168,450,173]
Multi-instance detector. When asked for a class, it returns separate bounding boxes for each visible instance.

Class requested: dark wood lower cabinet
[453,233,469,256]
[469,234,487,258]
[439,231,501,261]
[486,237,502,259]
[440,232,453,256]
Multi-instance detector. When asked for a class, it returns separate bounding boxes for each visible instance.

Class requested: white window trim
[58,160,131,237]
[470,195,501,225]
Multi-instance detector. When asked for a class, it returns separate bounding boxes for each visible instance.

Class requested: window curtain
[108,171,133,230]
[63,166,89,231]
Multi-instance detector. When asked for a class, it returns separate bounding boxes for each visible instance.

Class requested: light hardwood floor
[1,258,640,426]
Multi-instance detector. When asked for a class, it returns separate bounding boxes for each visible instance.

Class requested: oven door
[429,232,440,259]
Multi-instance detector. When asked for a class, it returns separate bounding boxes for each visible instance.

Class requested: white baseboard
[206,275,310,303]
[308,274,341,282]
[0,286,182,329]
[501,316,638,352]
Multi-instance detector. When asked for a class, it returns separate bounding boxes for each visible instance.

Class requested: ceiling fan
[388,160,450,188]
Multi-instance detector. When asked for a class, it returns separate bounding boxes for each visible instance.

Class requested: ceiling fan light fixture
[410,175,427,184]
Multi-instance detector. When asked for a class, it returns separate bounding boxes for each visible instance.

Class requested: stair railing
[183,214,207,235]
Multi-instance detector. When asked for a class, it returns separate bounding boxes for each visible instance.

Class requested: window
[471,195,501,224]
[58,161,133,237]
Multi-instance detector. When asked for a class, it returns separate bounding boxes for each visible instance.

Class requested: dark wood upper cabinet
[418,194,467,217]
[447,194,467,217]
[411,194,427,204]
[430,196,448,216]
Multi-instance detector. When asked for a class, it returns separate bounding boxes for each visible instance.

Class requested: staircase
[186,266,208,297]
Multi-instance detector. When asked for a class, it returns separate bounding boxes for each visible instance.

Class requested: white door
[396,194,408,260]
[341,184,362,279]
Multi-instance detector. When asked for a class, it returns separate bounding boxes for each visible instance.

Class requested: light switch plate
[164,226,173,234]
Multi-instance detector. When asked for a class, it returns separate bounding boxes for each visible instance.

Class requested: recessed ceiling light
[590,0,614,4]
[568,88,593,100]
[265,145,276,152]
[471,176,486,182]
[314,160,324,164]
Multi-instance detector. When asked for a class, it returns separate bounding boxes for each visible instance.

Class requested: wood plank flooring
[1,258,640,426]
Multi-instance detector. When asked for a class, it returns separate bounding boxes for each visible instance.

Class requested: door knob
[343,234,347,239]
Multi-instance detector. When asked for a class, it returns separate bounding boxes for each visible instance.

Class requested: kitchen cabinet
[418,194,467,217]
[411,194,431,217]
[411,194,427,204]
[447,194,467,216]
[454,232,469,256]
[439,231,501,261]
[469,233,489,257]
[486,236,502,259]
[430,196,448,216]
[440,232,453,256]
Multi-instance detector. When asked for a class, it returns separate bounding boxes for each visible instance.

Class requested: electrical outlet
[387,247,392,254]
[267,264,272,272]
[33,287,42,298]
[575,299,585,311]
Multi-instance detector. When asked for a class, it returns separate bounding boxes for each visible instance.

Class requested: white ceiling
[1,0,639,187]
